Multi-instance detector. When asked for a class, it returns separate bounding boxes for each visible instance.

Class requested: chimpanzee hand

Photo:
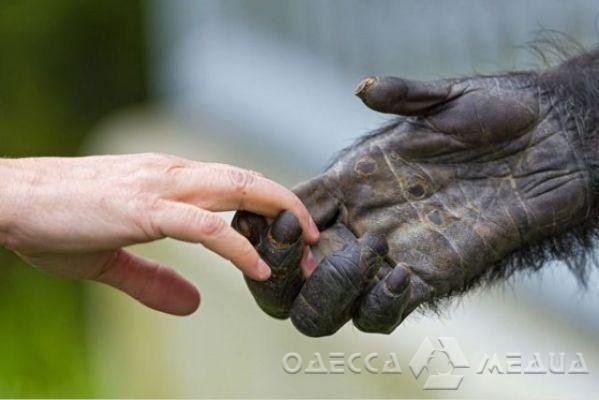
[233,66,594,336]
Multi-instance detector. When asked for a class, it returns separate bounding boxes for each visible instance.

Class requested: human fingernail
[254,258,272,280]
[301,247,317,278]
[308,218,320,241]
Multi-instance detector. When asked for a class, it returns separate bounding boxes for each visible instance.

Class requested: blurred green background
[0,0,146,396]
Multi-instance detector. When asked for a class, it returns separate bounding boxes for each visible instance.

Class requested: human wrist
[0,158,29,247]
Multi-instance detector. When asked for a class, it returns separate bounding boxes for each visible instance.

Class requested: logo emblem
[409,337,469,390]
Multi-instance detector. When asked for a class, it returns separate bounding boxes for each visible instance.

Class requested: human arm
[0,153,319,315]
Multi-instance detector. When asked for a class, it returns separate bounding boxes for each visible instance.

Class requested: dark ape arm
[235,46,599,337]
[539,48,599,191]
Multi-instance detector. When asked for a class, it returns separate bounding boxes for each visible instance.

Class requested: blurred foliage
[0,0,147,397]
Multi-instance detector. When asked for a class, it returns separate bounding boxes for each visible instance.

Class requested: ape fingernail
[385,266,410,295]
[232,211,267,246]
[270,211,302,244]
[354,76,377,97]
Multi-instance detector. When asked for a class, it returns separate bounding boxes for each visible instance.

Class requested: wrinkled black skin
[233,47,599,337]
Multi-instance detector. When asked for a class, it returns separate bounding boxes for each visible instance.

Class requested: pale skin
[0,153,319,316]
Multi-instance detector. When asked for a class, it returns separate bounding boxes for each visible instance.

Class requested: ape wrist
[541,48,599,195]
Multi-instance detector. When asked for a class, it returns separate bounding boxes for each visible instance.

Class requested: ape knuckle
[378,325,397,335]
[290,312,325,338]
[231,212,251,236]
[353,319,378,334]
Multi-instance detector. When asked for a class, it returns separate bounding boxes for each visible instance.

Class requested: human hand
[234,65,594,336]
[0,153,318,315]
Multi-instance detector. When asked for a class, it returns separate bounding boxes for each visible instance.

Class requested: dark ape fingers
[233,210,304,319]
[290,233,388,337]
[354,265,440,334]
[231,210,268,246]
[354,76,460,116]
[292,175,340,231]
[353,264,411,334]
[402,273,435,318]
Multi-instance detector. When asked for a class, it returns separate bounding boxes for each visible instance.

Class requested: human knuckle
[141,152,173,165]
[140,152,186,173]
[237,241,257,261]
[247,169,264,177]
[134,264,161,301]
[196,213,226,237]
[93,250,128,280]
[129,165,161,191]
[226,168,257,193]
[290,197,305,214]
[133,195,166,239]
[132,154,189,192]
[130,191,160,214]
